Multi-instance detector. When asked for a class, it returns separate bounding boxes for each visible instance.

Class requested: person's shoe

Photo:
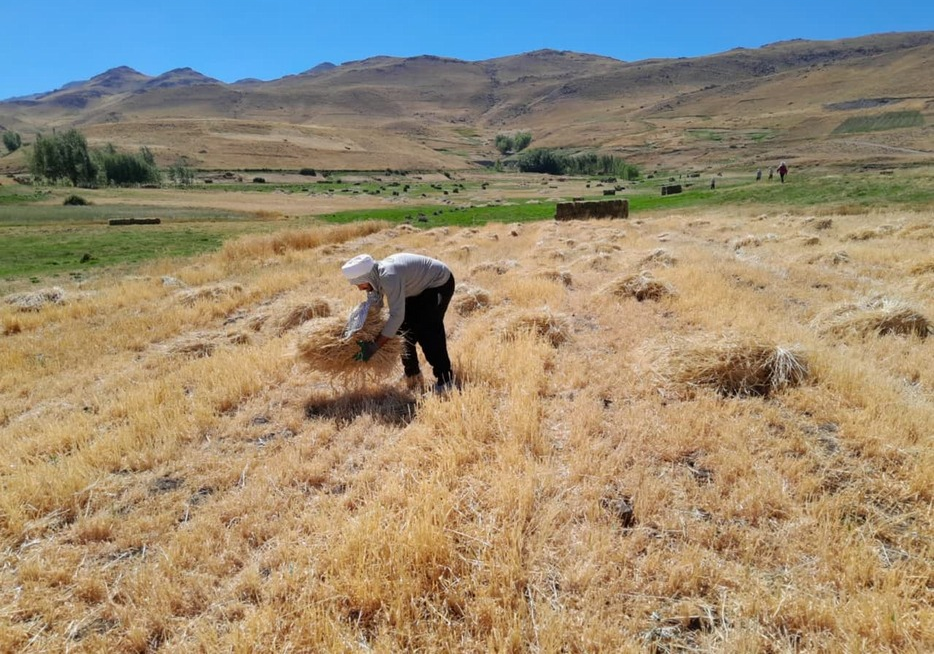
[403,373,424,391]
[433,378,456,395]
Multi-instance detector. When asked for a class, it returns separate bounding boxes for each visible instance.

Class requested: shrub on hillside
[63,194,89,206]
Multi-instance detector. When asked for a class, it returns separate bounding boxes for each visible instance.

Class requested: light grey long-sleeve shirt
[359,253,452,338]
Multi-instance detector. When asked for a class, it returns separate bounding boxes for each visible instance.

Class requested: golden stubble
[1,207,932,652]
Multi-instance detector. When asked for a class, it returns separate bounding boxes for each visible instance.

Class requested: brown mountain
[1,31,932,172]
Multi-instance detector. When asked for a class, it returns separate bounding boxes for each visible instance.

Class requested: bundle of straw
[498,309,571,347]
[5,286,66,311]
[640,248,677,268]
[453,286,492,316]
[175,283,243,306]
[661,338,809,397]
[293,305,401,383]
[274,300,331,335]
[817,297,932,339]
[603,271,674,302]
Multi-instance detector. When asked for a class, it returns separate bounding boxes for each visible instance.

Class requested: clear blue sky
[3,0,931,100]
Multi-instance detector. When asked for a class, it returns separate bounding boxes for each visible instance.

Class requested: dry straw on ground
[294,305,402,384]
[603,271,674,302]
[175,283,243,306]
[535,269,573,287]
[161,329,251,357]
[657,336,810,397]
[816,297,933,339]
[452,286,492,316]
[4,286,66,311]
[497,308,571,347]
[274,300,331,335]
[640,248,677,267]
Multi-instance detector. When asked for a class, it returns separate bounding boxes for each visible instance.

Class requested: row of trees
[494,131,532,155]
[26,129,195,188]
[515,148,640,180]
[19,128,638,185]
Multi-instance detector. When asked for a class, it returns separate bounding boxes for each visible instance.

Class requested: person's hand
[354,340,379,362]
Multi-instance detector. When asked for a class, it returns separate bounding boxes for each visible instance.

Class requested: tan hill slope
[1,32,932,171]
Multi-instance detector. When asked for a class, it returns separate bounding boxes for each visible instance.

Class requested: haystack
[453,286,492,316]
[660,337,809,397]
[497,309,571,347]
[817,297,932,339]
[5,286,66,311]
[294,305,401,384]
[603,272,674,302]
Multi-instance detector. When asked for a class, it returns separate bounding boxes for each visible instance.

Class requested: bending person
[342,253,456,392]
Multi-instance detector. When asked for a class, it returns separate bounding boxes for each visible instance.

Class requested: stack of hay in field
[162,330,251,357]
[274,300,331,335]
[176,283,243,306]
[640,248,677,268]
[657,336,810,397]
[452,286,492,316]
[603,271,674,302]
[294,304,401,385]
[4,286,66,311]
[497,308,571,347]
[816,297,932,339]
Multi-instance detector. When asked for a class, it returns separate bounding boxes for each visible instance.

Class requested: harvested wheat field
[1,207,932,653]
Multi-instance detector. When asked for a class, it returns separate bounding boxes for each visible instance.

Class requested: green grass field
[831,110,924,134]
[0,203,267,282]
[2,168,931,284]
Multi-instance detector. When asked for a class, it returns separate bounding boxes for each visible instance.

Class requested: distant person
[710,177,716,190]
[342,252,455,393]
[778,161,788,183]
[756,168,762,181]
[768,167,774,181]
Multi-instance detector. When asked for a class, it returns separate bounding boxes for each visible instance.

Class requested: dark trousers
[400,274,455,384]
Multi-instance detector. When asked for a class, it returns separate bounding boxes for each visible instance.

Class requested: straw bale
[604,272,674,302]
[498,309,571,347]
[817,297,932,339]
[274,300,332,335]
[453,286,492,316]
[661,337,809,397]
[5,286,66,311]
[293,306,401,383]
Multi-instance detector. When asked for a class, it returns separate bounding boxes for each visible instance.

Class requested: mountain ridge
[1,31,932,172]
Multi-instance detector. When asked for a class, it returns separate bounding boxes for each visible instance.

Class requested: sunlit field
[1,175,932,651]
